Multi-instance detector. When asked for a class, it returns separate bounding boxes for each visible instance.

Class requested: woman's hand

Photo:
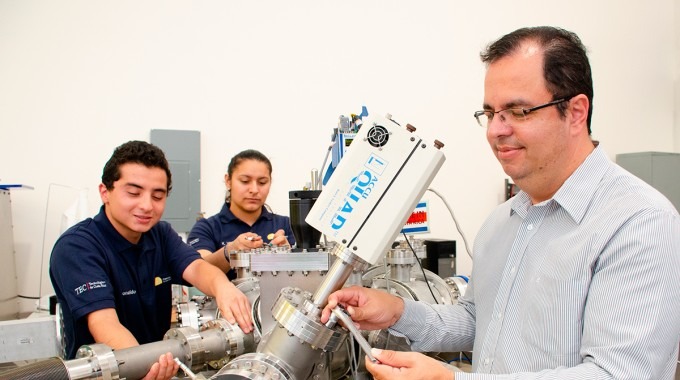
[267,229,290,247]
[228,232,263,251]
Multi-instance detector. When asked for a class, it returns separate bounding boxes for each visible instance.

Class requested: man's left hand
[366,349,454,380]
[142,352,179,380]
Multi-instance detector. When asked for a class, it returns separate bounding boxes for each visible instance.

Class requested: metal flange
[270,287,347,353]
[75,343,120,380]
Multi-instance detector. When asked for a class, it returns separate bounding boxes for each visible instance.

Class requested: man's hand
[87,311,179,379]
[142,352,179,380]
[366,349,455,380]
[183,259,254,334]
[215,281,253,333]
[320,286,404,331]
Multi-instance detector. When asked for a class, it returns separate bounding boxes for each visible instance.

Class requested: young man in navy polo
[50,141,253,380]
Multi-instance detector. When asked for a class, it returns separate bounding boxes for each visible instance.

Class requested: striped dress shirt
[391,147,680,379]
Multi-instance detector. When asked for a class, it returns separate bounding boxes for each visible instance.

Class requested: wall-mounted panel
[616,152,680,212]
[150,130,201,233]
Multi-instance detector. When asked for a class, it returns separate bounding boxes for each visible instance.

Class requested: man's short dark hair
[480,26,594,134]
[101,140,172,193]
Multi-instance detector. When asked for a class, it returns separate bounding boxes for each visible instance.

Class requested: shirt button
[527,224,534,230]
[497,312,503,319]
[484,358,490,365]
[510,266,516,274]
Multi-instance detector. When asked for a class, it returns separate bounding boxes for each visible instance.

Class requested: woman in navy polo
[188,149,295,278]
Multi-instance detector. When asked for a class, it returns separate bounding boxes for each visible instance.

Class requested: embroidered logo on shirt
[188,238,199,246]
[74,280,107,295]
[154,276,172,286]
[121,289,137,296]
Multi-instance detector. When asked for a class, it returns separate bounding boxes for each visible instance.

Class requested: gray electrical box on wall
[150,130,201,233]
[616,151,680,212]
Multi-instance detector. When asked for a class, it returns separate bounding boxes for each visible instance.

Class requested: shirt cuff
[388,298,428,339]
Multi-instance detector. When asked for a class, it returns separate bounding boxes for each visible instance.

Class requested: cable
[17,295,40,300]
[348,331,359,378]
[403,233,439,305]
[382,253,391,297]
[252,296,262,337]
[426,188,473,260]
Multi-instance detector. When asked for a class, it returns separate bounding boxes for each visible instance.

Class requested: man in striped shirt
[322,26,680,379]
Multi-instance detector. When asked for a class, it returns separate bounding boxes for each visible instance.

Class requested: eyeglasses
[473,96,573,128]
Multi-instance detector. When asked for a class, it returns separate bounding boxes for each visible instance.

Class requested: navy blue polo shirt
[49,206,200,359]
[188,203,295,279]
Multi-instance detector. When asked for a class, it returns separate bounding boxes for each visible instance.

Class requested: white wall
[1,0,677,313]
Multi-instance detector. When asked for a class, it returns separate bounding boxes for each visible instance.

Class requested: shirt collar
[219,202,274,224]
[93,205,152,253]
[511,146,610,224]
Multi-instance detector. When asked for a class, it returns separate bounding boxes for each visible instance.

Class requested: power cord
[426,188,473,260]
[403,233,439,305]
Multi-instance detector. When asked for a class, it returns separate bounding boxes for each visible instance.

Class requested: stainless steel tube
[312,258,354,309]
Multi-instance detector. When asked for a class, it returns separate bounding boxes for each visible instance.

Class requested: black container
[49,295,58,315]
[289,190,322,250]
[423,239,457,277]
